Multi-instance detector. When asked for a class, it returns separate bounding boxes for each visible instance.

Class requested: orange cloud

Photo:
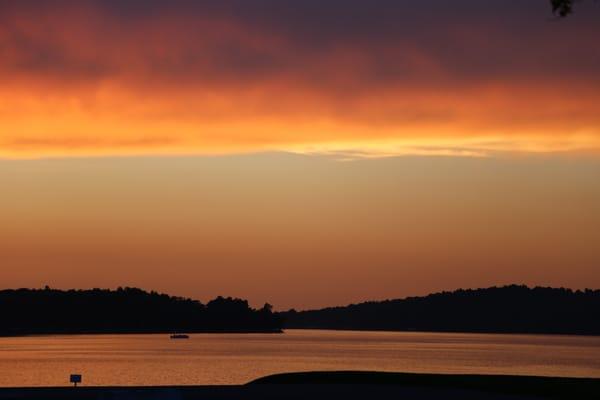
[1,1,599,158]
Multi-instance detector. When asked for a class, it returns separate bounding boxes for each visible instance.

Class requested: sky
[1,1,599,309]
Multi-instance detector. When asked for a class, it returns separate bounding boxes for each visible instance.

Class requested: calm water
[0,330,599,387]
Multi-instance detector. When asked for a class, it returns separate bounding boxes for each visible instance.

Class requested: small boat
[170,334,190,339]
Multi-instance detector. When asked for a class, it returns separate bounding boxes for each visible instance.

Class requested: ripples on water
[0,330,599,386]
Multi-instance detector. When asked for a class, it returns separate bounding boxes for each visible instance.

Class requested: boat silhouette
[170,334,190,339]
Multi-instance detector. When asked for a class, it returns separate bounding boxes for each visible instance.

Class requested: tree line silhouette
[0,287,282,335]
[2,285,598,336]
[281,285,600,335]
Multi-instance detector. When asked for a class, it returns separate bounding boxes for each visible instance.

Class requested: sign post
[70,374,82,387]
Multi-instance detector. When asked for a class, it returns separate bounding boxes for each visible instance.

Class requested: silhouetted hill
[0,287,282,336]
[281,285,600,335]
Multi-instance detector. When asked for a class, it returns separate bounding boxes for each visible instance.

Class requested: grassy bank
[251,371,600,399]
[0,371,598,399]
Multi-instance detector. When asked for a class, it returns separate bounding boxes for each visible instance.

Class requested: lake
[0,330,599,387]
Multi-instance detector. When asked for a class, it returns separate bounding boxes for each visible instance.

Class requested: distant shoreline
[0,328,283,338]
[0,288,283,336]
[2,327,599,339]
[283,327,600,337]
[281,285,600,336]
[3,285,599,337]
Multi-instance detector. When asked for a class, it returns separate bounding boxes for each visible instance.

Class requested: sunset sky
[1,0,599,309]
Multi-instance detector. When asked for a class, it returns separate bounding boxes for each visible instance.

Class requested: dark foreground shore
[0,371,598,400]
